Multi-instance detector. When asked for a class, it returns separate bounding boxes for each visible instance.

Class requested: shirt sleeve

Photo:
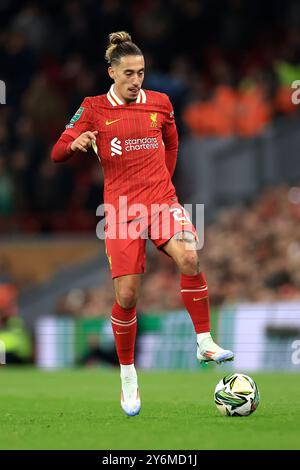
[51,133,75,163]
[162,94,178,178]
[51,97,95,163]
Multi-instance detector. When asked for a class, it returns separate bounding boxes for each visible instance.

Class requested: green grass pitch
[0,367,299,450]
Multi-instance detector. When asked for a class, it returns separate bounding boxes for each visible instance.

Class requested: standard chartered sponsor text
[125,137,159,151]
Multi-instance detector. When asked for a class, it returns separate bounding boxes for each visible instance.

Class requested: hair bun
[105,31,142,64]
[109,31,132,46]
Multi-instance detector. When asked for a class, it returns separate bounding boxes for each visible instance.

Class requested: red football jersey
[52,85,178,222]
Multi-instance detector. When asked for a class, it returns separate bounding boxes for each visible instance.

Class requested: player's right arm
[51,97,98,163]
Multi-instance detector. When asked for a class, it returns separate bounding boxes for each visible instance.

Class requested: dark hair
[105,31,143,65]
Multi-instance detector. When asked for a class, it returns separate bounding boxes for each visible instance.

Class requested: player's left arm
[162,95,178,179]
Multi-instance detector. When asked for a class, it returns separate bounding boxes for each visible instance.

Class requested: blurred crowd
[203,184,300,304]
[1,0,300,232]
[55,184,300,316]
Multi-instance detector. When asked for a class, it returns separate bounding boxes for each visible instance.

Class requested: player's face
[109,55,145,103]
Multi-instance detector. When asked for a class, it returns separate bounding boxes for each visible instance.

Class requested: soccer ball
[214,373,260,417]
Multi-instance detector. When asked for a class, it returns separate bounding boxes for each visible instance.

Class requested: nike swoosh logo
[116,331,129,335]
[193,298,203,301]
[105,119,121,126]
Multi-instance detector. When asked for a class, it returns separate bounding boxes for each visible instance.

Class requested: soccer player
[51,31,234,417]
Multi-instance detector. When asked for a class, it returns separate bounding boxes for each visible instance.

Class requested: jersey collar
[107,84,146,106]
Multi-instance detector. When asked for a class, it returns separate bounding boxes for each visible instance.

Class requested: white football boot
[197,333,234,364]
[120,367,141,417]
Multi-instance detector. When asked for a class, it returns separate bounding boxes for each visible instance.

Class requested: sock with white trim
[180,273,210,333]
[111,302,137,365]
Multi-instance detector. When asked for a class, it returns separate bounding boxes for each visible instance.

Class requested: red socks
[111,272,210,363]
[180,273,210,333]
[111,302,137,365]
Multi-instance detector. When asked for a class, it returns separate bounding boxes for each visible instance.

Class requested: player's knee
[117,287,138,309]
[172,231,200,274]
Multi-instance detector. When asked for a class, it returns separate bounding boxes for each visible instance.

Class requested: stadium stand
[0,0,299,324]
[0,239,100,288]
